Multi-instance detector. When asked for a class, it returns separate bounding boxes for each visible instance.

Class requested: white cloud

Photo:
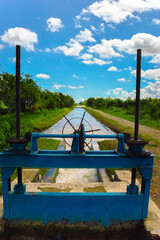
[107,88,135,100]
[150,54,160,64]
[54,40,83,56]
[131,68,160,80]
[124,66,133,71]
[75,97,85,103]
[53,84,66,90]
[152,18,160,24]
[141,81,160,98]
[36,74,50,79]
[75,28,96,43]
[0,44,4,50]
[117,78,126,82]
[39,48,51,53]
[88,33,160,59]
[76,0,160,26]
[113,88,123,95]
[53,84,84,90]
[79,53,93,60]
[110,33,160,56]
[73,74,80,79]
[88,39,122,58]
[107,66,118,71]
[47,17,64,32]
[91,23,105,34]
[106,80,160,100]
[106,90,111,95]
[9,57,16,62]
[68,85,83,89]
[1,27,38,51]
[82,58,112,65]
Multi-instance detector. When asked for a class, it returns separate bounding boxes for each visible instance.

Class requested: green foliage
[0,107,73,151]
[86,97,160,130]
[0,72,75,113]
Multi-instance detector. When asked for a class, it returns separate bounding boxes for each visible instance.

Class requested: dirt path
[90,108,160,142]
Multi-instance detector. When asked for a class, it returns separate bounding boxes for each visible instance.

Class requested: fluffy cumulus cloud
[1,27,38,51]
[36,74,50,79]
[152,18,160,24]
[106,80,160,99]
[117,78,126,82]
[107,66,118,71]
[150,54,160,64]
[141,81,160,98]
[75,28,96,43]
[47,17,64,32]
[88,39,122,58]
[106,88,135,99]
[82,58,111,65]
[53,84,83,90]
[76,0,160,25]
[131,68,160,80]
[54,40,83,56]
[110,33,160,56]
[87,33,160,59]
[79,53,93,60]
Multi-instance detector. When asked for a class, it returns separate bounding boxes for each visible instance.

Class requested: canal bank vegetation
[0,72,75,151]
[1,219,157,240]
[85,107,160,209]
[85,97,160,130]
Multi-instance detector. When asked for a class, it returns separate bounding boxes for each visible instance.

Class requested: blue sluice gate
[0,126,154,226]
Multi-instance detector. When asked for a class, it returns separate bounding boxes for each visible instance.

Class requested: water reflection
[43,107,114,184]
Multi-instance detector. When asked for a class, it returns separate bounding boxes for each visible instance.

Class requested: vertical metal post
[134,49,141,141]
[16,45,21,139]
[16,45,22,184]
[131,49,141,186]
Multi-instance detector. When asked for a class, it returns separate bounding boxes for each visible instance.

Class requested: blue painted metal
[0,127,155,226]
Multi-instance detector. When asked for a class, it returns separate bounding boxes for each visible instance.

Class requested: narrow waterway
[43,107,115,184]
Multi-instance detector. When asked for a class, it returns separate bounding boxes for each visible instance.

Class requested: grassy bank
[0,107,74,194]
[0,107,74,151]
[93,107,160,130]
[85,107,160,209]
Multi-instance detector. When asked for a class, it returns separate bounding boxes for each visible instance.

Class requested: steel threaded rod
[16,45,21,139]
[134,49,141,141]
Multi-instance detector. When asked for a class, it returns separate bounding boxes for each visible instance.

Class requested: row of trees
[0,73,75,114]
[86,97,160,121]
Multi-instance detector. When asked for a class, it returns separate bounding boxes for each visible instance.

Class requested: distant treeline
[86,97,160,121]
[0,72,75,114]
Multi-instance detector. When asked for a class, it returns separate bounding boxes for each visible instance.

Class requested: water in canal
[43,107,114,184]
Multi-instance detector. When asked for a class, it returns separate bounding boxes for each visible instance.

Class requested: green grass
[38,187,72,192]
[51,168,59,183]
[0,107,74,194]
[85,107,160,146]
[83,186,106,192]
[98,107,160,130]
[98,140,118,179]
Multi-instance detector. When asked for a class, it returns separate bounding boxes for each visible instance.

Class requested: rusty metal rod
[78,111,86,131]
[134,49,141,141]
[16,45,22,184]
[16,45,21,139]
[85,129,100,133]
[63,115,76,131]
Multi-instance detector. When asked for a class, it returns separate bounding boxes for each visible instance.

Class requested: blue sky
[0,0,160,102]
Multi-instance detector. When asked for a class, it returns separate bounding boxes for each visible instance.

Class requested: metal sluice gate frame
[0,46,155,226]
[0,126,154,226]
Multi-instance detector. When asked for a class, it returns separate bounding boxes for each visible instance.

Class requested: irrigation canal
[43,107,115,183]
